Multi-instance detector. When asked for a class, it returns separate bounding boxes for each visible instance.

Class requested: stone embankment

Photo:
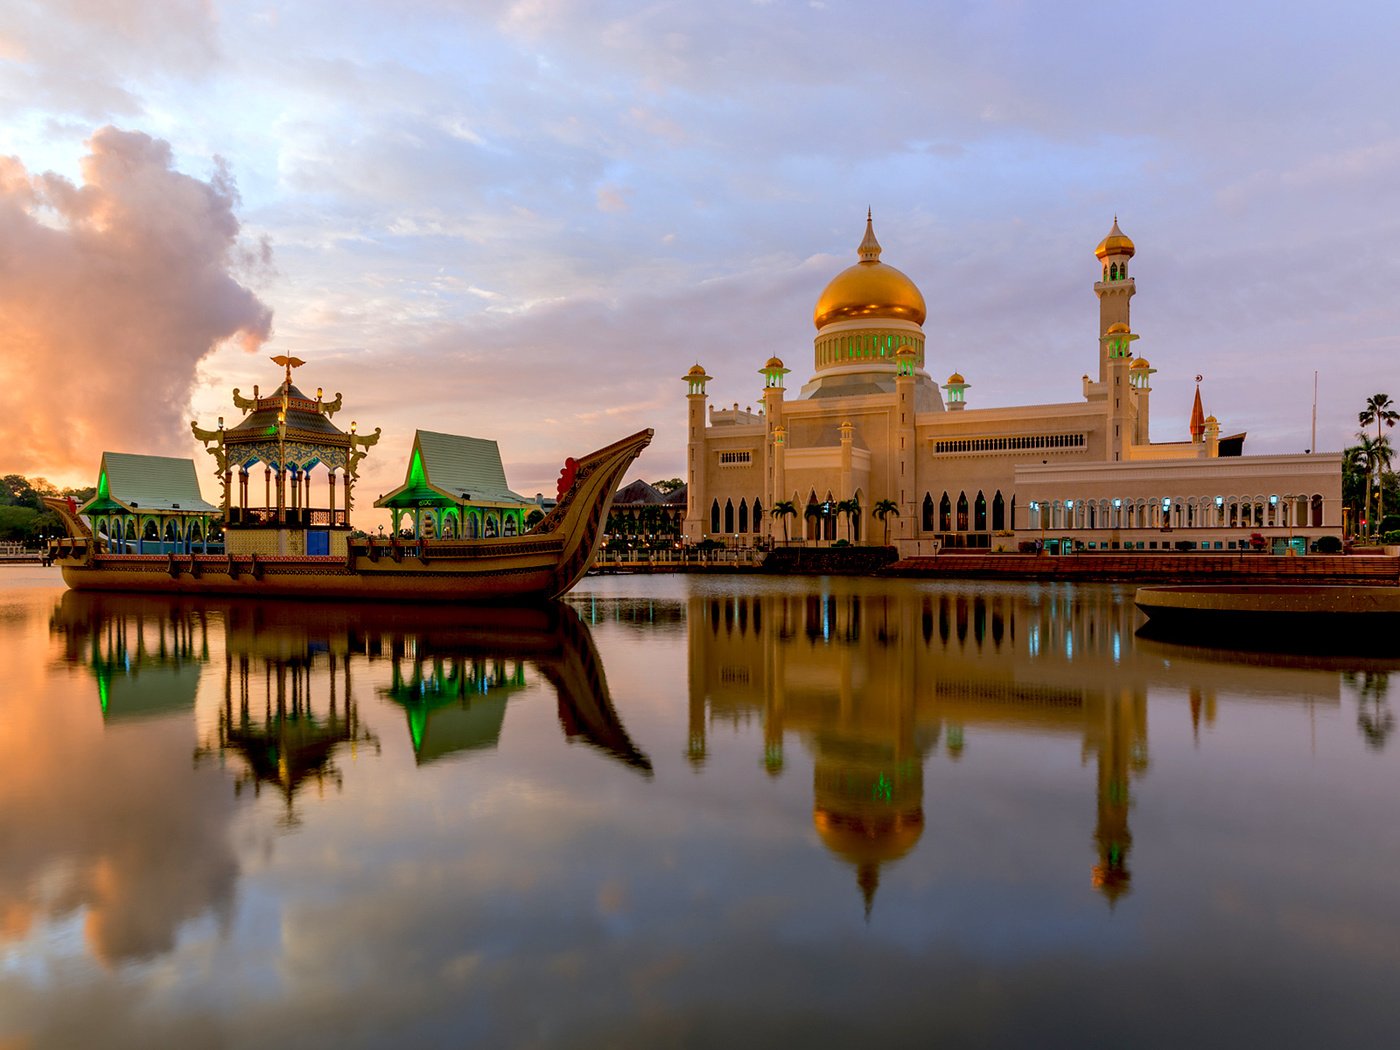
[761,547,900,575]
[886,552,1400,584]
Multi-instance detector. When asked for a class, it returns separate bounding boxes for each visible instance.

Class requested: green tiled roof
[376,430,528,508]
[82,453,218,514]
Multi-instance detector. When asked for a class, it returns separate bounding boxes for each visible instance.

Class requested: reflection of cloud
[0,127,272,478]
[0,620,239,967]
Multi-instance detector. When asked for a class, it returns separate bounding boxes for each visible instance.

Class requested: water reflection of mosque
[678,584,1347,911]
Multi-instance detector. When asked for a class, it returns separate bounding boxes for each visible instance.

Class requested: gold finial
[270,354,306,385]
[858,210,881,263]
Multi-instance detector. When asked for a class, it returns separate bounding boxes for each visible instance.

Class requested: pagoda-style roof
[225,380,349,444]
[376,430,528,510]
[80,453,218,516]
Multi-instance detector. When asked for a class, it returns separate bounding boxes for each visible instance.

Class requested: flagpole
[1310,370,1318,453]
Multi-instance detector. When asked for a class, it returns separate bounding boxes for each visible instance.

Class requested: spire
[858,209,882,263]
[1189,379,1206,442]
[857,861,880,922]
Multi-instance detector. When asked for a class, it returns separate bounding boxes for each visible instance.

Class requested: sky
[1,0,1398,517]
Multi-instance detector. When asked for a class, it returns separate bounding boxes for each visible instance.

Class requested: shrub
[1018,541,1039,553]
[1173,540,1195,552]
[1314,535,1343,554]
[832,538,850,547]
[1383,530,1400,545]
[1248,532,1267,551]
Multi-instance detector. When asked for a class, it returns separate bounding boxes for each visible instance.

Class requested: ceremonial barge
[45,357,651,602]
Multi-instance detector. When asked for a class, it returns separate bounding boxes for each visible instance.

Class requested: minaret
[894,346,918,540]
[1128,356,1156,444]
[1094,218,1136,385]
[941,371,969,410]
[760,357,790,541]
[1101,323,1138,462]
[682,364,711,542]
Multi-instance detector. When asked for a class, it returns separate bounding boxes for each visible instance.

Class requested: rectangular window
[718,451,753,466]
[934,433,1086,455]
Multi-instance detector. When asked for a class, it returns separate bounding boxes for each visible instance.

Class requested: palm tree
[1344,443,1373,536]
[1354,433,1393,537]
[1360,394,1399,533]
[803,501,823,543]
[873,498,900,546]
[836,498,860,543]
[770,500,797,544]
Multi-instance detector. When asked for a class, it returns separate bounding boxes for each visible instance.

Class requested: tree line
[0,475,95,544]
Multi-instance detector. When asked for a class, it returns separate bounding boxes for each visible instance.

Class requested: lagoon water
[2,566,1399,1048]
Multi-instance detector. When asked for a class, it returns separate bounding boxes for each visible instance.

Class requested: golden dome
[685,363,708,377]
[1095,217,1135,260]
[946,372,966,385]
[1130,356,1151,369]
[1205,414,1219,424]
[813,213,927,330]
[763,356,785,369]
[1106,322,1131,334]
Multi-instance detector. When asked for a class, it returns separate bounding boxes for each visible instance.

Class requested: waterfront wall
[887,553,1400,584]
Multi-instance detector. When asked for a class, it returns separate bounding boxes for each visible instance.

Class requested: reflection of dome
[815,807,925,919]
[1094,218,1135,260]
[814,214,927,329]
[813,808,924,865]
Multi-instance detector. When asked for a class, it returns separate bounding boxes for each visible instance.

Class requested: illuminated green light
[408,447,427,489]
[97,469,110,500]
[409,708,426,752]
[872,774,893,803]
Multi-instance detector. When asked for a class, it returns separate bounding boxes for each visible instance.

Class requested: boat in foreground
[1135,583,1400,649]
[45,427,653,602]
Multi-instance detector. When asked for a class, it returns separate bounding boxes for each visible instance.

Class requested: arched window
[484,514,499,538]
[956,492,969,531]
[939,493,952,532]
[922,493,935,531]
[738,500,749,533]
[974,491,987,532]
[752,499,763,531]
[1110,263,1119,280]
[992,490,1005,531]
[724,499,735,534]
[1311,493,1324,527]
[503,514,518,536]
[710,499,721,533]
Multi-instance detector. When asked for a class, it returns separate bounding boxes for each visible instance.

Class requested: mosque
[682,215,1342,553]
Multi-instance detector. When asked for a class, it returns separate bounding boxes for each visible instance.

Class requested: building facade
[683,215,1342,553]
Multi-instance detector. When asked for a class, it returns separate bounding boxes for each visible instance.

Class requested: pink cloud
[0,126,273,481]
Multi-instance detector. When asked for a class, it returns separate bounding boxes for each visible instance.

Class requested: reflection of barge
[1135,585,1400,650]
[44,357,651,601]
